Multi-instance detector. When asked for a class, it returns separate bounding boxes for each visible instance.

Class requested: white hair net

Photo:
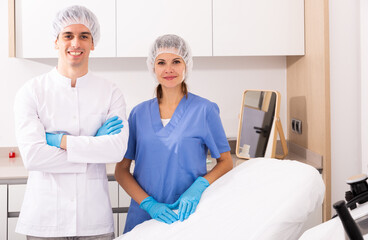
[52,5,100,46]
[147,34,193,82]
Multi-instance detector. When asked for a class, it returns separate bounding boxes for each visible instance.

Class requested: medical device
[332,174,368,239]
[333,200,364,240]
[345,174,368,210]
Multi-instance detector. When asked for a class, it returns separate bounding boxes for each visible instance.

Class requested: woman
[115,34,233,233]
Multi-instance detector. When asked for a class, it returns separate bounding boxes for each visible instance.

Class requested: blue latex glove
[140,196,179,224]
[45,133,64,148]
[169,177,209,222]
[96,116,124,136]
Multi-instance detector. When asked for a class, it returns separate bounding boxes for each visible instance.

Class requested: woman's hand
[169,177,209,221]
[140,196,179,224]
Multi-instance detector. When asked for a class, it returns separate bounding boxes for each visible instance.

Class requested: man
[13,5,128,240]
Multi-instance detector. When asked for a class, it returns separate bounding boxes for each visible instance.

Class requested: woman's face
[154,52,186,89]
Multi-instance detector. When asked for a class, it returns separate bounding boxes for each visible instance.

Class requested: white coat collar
[50,67,91,88]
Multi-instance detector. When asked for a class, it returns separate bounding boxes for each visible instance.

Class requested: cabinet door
[8,184,26,212]
[213,0,304,56]
[118,185,131,208]
[0,185,6,240]
[108,181,119,208]
[15,0,115,58]
[7,185,27,240]
[118,213,128,236]
[113,213,118,237]
[8,218,26,240]
[117,185,130,235]
[116,0,212,57]
[108,181,119,235]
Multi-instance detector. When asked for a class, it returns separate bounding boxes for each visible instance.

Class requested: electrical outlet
[295,120,302,134]
[291,119,296,132]
[291,118,302,134]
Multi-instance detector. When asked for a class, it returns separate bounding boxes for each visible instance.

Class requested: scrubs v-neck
[124,93,230,233]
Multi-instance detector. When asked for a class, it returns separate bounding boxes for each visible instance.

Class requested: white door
[15,0,116,58]
[213,0,304,56]
[116,0,212,57]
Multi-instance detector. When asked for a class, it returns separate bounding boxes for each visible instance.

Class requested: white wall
[0,1,287,147]
[361,0,368,173]
[329,0,362,211]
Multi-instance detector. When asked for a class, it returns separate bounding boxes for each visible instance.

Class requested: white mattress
[115,158,325,240]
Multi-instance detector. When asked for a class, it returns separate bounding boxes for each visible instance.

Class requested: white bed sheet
[116,158,325,240]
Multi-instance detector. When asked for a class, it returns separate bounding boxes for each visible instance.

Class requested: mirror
[236,90,288,159]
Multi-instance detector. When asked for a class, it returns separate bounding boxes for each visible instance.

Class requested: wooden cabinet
[116,0,212,57]
[213,0,305,56]
[15,0,116,58]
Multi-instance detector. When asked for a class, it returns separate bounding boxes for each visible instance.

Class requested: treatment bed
[115,158,325,240]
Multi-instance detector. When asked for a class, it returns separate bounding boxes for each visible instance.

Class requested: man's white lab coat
[13,68,129,237]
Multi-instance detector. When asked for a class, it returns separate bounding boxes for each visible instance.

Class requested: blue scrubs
[123,93,230,233]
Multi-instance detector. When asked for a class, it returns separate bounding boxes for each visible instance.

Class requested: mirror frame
[236,89,288,160]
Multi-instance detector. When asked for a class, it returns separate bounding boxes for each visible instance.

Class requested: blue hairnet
[147,34,193,82]
[52,5,100,46]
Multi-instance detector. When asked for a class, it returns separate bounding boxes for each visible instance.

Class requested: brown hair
[156,82,188,103]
